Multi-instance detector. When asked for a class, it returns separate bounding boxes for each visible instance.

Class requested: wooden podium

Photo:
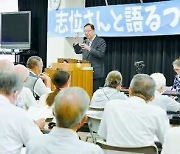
[45,58,93,98]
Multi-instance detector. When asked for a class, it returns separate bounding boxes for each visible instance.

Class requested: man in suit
[73,23,106,92]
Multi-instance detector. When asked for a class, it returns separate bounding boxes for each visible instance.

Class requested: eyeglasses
[84,30,92,33]
[174,69,180,71]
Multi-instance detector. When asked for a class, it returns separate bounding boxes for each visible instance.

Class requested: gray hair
[0,59,14,71]
[54,87,90,128]
[26,56,43,69]
[172,57,180,67]
[150,73,166,91]
[130,74,155,101]
[104,70,122,88]
[0,70,23,95]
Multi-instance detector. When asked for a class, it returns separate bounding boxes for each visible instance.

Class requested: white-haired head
[0,59,14,71]
[150,73,166,93]
[14,64,29,82]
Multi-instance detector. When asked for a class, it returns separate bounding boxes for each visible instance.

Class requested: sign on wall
[48,1,180,37]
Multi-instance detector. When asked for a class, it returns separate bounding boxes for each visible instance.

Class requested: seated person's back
[91,70,128,108]
[98,74,170,147]
[26,87,103,154]
[0,69,41,154]
[161,127,180,154]
[14,64,39,110]
[38,69,71,108]
[150,73,180,112]
[24,56,51,99]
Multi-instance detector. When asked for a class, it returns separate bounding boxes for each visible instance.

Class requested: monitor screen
[0,11,31,49]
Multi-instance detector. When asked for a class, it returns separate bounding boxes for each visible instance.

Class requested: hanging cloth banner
[48,1,180,37]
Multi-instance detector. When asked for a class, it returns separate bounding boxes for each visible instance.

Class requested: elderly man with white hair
[0,70,42,154]
[14,64,39,110]
[150,73,180,112]
[0,58,14,70]
[26,87,103,154]
[98,74,170,147]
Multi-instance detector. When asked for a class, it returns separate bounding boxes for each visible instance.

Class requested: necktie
[87,41,92,47]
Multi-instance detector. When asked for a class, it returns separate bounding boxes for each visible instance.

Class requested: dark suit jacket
[73,35,106,79]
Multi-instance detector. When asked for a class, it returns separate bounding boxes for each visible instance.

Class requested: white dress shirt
[98,96,170,147]
[0,94,41,154]
[91,87,128,108]
[16,87,39,110]
[24,71,51,98]
[161,127,180,154]
[34,78,51,97]
[150,91,180,112]
[27,127,104,154]
[27,93,54,120]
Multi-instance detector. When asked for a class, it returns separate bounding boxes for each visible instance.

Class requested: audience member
[0,60,45,129]
[14,64,39,110]
[161,127,180,154]
[27,87,103,154]
[38,69,70,108]
[0,58,14,71]
[91,70,128,108]
[172,57,180,92]
[98,74,170,147]
[24,56,51,99]
[150,73,180,112]
[0,70,41,153]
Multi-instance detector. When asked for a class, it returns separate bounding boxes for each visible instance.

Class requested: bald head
[14,64,29,82]
[0,59,14,71]
[129,74,155,102]
[54,87,90,128]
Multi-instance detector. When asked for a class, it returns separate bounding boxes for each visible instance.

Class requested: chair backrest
[87,115,102,143]
[89,106,104,111]
[96,140,158,154]
[88,115,101,133]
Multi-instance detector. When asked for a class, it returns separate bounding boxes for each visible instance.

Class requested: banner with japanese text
[48,1,180,37]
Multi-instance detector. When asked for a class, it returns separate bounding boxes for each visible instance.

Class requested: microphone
[83,39,90,46]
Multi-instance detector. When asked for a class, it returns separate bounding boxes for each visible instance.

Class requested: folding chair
[86,114,102,143]
[89,106,104,111]
[96,140,158,154]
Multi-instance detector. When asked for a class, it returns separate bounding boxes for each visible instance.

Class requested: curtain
[86,0,180,87]
[18,0,48,68]
[18,0,179,86]
[85,0,170,6]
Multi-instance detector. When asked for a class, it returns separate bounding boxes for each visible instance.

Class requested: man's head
[14,64,29,82]
[0,70,23,104]
[129,74,155,102]
[150,73,166,93]
[104,70,122,89]
[52,69,71,89]
[0,59,14,71]
[84,23,95,41]
[54,87,90,130]
[26,56,43,75]
[173,57,180,75]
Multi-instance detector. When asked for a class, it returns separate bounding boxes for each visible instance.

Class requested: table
[162,90,180,102]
